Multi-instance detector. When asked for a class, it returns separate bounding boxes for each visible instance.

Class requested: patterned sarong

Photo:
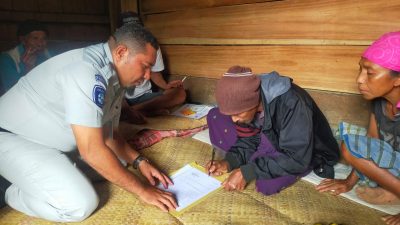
[337,122,400,187]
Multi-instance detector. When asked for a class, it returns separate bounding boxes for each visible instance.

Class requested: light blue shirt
[0,43,124,151]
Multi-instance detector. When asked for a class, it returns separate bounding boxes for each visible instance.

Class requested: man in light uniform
[0,24,177,222]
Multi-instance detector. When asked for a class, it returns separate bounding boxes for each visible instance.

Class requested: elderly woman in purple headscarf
[316,32,400,225]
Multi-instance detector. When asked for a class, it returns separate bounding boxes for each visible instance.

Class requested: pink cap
[362,32,400,72]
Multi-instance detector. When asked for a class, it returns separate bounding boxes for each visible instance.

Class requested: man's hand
[206,160,229,176]
[315,178,356,196]
[166,80,183,89]
[21,46,38,72]
[138,186,178,212]
[222,168,247,191]
[315,169,358,196]
[138,160,173,189]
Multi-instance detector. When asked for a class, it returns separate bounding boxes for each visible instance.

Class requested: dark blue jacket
[225,71,340,181]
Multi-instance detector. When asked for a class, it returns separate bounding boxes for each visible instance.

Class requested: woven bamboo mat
[0,116,387,225]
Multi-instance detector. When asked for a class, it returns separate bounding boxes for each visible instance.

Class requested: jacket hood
[259,71,291,104]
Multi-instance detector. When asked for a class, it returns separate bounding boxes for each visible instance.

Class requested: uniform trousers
[0,132,99,222]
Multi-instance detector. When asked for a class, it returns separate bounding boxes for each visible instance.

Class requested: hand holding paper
[139,185,177,212]
[158,163,225,216]
[138,160,173,189]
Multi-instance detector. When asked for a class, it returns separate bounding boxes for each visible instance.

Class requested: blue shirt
[0,44,51,96]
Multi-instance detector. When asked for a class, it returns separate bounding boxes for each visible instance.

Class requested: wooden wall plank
[0,0,110,52]
[144,0,400,41]
[108,0,121,32]
[121,0,137,13]
[161,45,363,93]
[12,0,39,12]
[141,0,275,14]
[0,11,109,24]
[0,23,17,42]
[38,0,63,13]
[61,0,88,14]
[0,0,12,10]
[85,0,107,14]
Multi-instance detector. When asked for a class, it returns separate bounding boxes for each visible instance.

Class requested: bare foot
[382,213,400,225]
[356,186,400,205]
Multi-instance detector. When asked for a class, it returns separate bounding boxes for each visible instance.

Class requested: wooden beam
[140,0,276,14]
[108,0,121,32]
[161,45,364,94]
[0,11,109,24]
[158,38,372,46]
[121,0,138,13]
[144,0,400,41]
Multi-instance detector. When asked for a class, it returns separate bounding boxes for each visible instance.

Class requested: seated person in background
[316,31,400,225]
[206,66,340,195]
[118,11,186,124]
[0,20,51,95]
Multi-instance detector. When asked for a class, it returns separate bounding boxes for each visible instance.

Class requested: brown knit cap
[216,65,261,115]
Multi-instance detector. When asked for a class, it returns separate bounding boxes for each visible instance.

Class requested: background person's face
[357,58,398,100]
[231,106,259,125]
[21,31,47,53]
[115,43,156,87]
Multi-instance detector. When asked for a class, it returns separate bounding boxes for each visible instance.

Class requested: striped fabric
[337,122,400,187]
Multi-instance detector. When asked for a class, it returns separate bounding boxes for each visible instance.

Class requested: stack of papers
[171,104,214,119]
[158,162,224,216]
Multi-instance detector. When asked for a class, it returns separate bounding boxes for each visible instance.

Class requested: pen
[208,147,215,176]
[181,76,187,83]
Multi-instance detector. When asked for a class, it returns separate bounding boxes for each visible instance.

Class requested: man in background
[118,11,186,124]
[0,20,51,95]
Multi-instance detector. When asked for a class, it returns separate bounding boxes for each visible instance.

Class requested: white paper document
[302,163,400,215]
[171,104,213,119]
[158,164,221,212]
[192,128,212,145]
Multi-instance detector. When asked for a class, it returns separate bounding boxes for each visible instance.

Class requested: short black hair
[117,11,143,28]
[113,23,158,55]
[17,20,48,37]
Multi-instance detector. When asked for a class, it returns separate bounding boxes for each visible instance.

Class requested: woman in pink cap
[316,32,400,225]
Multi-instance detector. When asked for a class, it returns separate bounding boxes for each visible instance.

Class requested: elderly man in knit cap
[316,31,400,225]
[206,66,339,195]
[0,20,51,96]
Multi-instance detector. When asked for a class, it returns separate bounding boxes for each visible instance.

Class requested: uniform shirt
[0,44,51,95]
[125,48,164,99]
[0,43,124,152]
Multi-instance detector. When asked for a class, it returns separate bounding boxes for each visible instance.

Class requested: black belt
[0,126,11,133]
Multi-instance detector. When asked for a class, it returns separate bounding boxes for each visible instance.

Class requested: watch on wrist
[132,155,148,169]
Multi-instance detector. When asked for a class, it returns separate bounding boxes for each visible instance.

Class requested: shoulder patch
[92,85,106,108]
[95,74,107,87]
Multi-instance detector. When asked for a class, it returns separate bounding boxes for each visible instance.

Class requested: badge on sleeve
[92,85,106,108]
[95,74,107,87]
